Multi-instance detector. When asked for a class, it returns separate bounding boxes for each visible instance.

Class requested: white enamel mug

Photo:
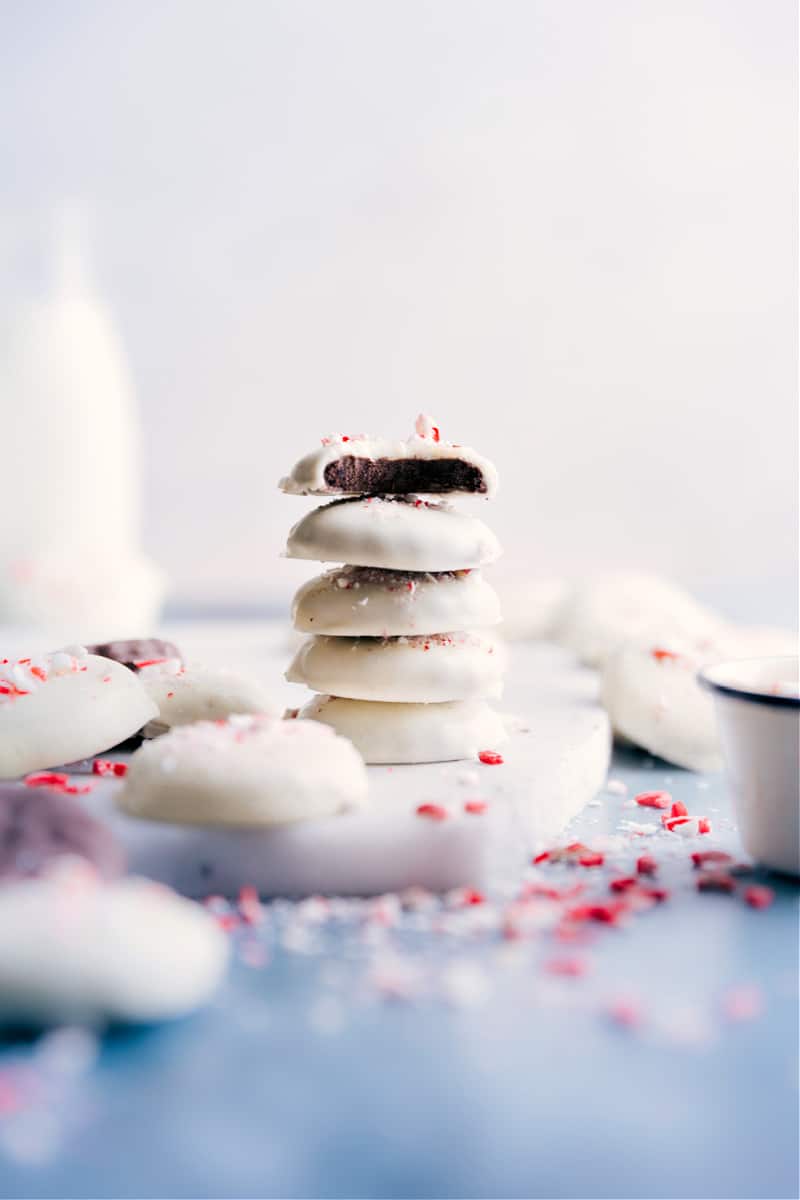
[699,656,799,876]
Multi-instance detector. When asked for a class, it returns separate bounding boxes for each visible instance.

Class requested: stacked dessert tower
[282,415,508,764]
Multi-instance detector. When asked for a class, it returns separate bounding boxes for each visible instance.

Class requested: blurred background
[1,0,796,630]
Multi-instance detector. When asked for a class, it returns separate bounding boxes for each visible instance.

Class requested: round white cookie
[600,623,797,771]
[0,648,157,779]
[286,630,507,702]
[298,695,508,764]
[556,572,719,667]
[137,659,279,736]
[285,497,502,571]
[0,862,228,1026]
[117,714,368,827]
[292,567,502,637]
[601,633,726,772]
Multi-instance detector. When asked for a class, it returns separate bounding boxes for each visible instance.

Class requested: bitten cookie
[117,714,369,827]
[280,413,498,497]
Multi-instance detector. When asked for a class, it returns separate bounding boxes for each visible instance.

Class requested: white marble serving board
[74,627,611,898]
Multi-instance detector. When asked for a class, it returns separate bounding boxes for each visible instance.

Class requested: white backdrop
[2,0,796,623]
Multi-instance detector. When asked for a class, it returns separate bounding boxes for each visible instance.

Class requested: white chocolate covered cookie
[297,695,508,764]
[286,497,502,572]
[118,714,368,827]
[0,649,157,779]
[556,572,719,667]
[601,634,725,771]
[137,660,279,735]
[286,630,507,702]
[292,567,501,637]
[280,413,498,498]
[601,623,797,771]
[0,862,228,1026]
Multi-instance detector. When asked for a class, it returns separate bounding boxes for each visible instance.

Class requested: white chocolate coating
[292,567,501,637]
[286,497,502,571]
[286,630,507,702]
[138,660,280,736]
[556,572,720,667]
[0,862,228,1026]
[297,695,508,764]
[600,623,798,771]
[279,415,498,498]
[118,714,369,828]
[0,650,157,779]
[601,633,725,772]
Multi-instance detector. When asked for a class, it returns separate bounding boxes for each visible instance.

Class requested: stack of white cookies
[282,415,508,763]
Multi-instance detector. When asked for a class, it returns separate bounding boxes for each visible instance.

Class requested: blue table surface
[0,746,797,1200]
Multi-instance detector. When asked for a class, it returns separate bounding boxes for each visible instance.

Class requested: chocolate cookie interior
[323,456,487,495]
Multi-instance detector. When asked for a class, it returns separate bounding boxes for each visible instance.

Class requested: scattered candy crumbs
[23,773,93,796]
[0,767,788,1169]
[91,760,128,778]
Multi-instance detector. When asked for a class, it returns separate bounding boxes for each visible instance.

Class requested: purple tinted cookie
[0,785,125,881]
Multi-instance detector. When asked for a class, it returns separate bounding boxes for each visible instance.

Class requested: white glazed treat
[137,660,280,736]
[280,413,498,498]
[556,572,720,667]
[286,497,502,571]
[117,714,368,827]
[600,623,797,772]
[0,862,228,1026]
[292,567,501,637]
[0,649,158,779]
[601,633,726,771]
[286,630,507,702]
[297,695,508,764]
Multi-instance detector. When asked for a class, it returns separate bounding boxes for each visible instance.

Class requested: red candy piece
[636,854,658,876]
[578,851,604,868]
[669,801,688,818]
[652,648,679,663]
[744,885,775,910]
[697,872,737,893]
[93,760,128,778]
[691,850,732,869]
[464,800,488,815]
[610,876,638,893]
[24,773,70,789]
[478,750,504,765]
[635,791,671,810]
[416,803,449,821]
